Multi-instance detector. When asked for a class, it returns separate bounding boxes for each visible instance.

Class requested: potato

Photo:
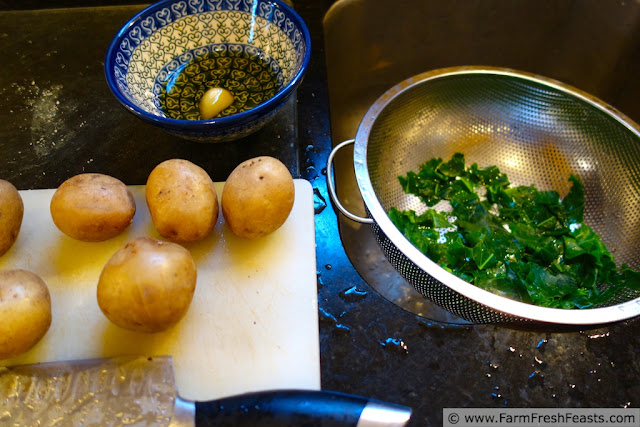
[50,173,136,242]
[222,156,294,239]
[0,180,23,257]
[0,269,51,360]
[145,159,219,242]
[97,237,197,333]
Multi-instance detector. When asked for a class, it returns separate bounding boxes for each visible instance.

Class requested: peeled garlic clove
[199,87,234,120]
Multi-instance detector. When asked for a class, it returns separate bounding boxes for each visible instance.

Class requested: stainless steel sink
[322,0,640,322]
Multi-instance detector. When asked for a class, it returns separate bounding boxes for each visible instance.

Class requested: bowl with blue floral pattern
[105,0,311,142]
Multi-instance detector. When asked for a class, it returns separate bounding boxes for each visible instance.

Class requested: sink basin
[322,0,640,322]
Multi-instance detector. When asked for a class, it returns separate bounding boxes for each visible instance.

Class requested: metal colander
[327,66,640,325]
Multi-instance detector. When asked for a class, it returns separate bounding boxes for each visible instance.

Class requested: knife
[0,356,411,426]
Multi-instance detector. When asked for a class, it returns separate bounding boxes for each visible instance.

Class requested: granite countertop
[0,1,639,426]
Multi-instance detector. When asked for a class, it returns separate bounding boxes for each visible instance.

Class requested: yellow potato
[97,237,197,333]
[0,180,23,257]
[222,156,295,239]
[146,159,219,242]
[50,173,136,242]
[0,269,52,360]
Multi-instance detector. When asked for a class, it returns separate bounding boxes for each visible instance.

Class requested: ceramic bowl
[105,0,311,142]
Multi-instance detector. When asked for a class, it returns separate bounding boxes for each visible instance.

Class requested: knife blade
[0,356,411,426]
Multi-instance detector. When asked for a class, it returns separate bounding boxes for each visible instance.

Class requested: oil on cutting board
[0,180,320,401]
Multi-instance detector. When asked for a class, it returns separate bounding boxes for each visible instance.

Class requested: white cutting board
[0,180,320,402]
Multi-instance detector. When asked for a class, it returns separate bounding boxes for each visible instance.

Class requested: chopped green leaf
[388,152,640,309]
[439,152,466,177]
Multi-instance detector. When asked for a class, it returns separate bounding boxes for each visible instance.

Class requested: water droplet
[588,332,610,339]
[339,285,367,302]
[325,264,332,270]
[507,346,516,353]
[536,338,548,352]
[528,371,544,388]
[534,356,547,368]
[379,337,409,355]
[313,188,327,214]
[568,383,584,400]
[334,323,351,334]
[318,307,350,334]
[319,307,336,324]
[305,165,318,181]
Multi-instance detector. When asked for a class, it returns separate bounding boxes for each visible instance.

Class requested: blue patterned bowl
[105,0,311,142]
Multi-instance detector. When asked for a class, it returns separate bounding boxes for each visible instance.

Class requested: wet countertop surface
[1,1,639,426]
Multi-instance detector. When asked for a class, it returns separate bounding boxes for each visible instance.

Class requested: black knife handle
[195,389,411,426]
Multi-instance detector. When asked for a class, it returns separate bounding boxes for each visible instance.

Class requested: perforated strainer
[327,66,640,325]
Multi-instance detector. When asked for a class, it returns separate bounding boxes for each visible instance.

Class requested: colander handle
[326,139,375,224]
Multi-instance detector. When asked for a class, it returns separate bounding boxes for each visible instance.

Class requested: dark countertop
[1,1,639,426]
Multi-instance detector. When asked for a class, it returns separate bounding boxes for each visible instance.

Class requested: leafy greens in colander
[388,153,640,309]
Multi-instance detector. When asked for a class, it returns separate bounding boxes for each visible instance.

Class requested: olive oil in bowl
[157,44,283,121]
